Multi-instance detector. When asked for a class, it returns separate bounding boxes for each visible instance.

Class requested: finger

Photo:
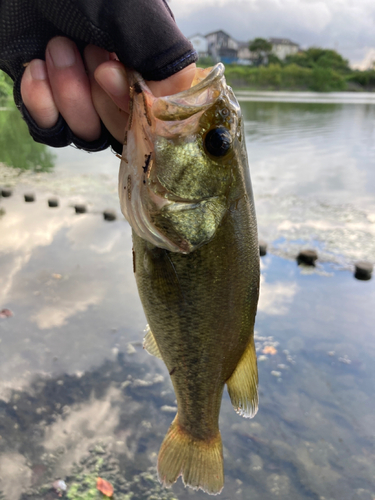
[93,59,195,103]
[46,37,101,142]
[147,63,196,97]
[87,56,195,145]
[84,45,129,144]
[21,59,59,129]
[93,59,130,112]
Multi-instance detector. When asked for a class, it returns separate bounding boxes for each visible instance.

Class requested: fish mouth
[151,63,226,122]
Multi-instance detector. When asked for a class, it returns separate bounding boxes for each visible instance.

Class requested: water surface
[0,94,374,499]
[239,93,375,268]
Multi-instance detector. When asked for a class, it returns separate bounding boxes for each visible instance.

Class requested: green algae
[66,474,98,500]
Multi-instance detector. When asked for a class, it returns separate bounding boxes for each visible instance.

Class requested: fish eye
[204,127,232,157]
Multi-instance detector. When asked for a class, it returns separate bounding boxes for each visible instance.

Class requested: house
[205,30,239,64]
[188,34,208,58]
[269,38,300,60]
[237,42,254,65]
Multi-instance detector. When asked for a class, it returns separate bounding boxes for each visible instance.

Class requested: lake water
[0,93,374,500]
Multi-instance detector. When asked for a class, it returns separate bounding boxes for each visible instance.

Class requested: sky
[170,0,375,69]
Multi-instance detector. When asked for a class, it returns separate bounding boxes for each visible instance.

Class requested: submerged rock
[354,261,373,281]
[297,249,318,266]
[1,188,12,197]
[259,240,268,257]
[48,198,59,207]
[24,193,35,202]
[74,204,87,214]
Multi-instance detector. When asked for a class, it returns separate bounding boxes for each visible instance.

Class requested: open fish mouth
[118,63,231,253]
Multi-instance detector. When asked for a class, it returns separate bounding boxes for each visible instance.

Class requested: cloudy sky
[170,0,375,68]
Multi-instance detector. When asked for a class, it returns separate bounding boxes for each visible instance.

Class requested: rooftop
[269,37,299,46]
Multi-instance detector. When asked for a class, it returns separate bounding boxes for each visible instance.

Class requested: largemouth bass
[118,63,260,495]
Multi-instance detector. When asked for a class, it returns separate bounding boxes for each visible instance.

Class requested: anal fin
[143,324,163,359]
[226,337,258,418]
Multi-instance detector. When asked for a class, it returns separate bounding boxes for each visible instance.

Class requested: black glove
[0,0,197,153]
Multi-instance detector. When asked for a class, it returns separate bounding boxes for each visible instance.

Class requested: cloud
[31,292,104,329]
[67,216,126,254]
[352,48,375,70]
[258,274,298,315]
[42,387,122,461]
[0,202,78,304]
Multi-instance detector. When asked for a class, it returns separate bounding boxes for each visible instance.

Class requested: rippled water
[239,93,375,268]
[0,95,374,499]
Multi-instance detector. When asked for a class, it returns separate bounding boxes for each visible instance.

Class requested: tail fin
[157,415,224,495]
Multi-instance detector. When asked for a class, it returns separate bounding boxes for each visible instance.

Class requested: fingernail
[30,60,47,80]
[48,38,76,68]
[96,66,128,96]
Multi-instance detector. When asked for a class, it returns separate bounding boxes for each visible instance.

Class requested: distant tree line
[201,39,375,91]
[224,63,345,92]
[227,40,375,91]
[1,46,375,97]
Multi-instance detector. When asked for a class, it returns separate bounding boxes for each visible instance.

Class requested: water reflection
[241,98,375,267]
[1,185,374,499]
[0,200,143,392]
[0,106,55,172]
[236,90,375,105]
[257,275,298,316]
[1,94,375,499]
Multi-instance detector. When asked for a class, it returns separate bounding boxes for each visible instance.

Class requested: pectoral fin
[226,337,259,418]
[143,325,163,359]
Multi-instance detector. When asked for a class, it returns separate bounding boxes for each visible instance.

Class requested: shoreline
[233,90,375,104]
[231,86,375,93]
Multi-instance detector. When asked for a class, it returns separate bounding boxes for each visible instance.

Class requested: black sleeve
[0,0,197,153]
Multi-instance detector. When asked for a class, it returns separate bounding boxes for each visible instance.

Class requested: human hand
[20,37,196,146]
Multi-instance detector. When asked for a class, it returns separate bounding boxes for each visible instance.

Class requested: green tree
[346,69,375,89]
[249,38,272,66]
[267,53,282,66]
[0,71,12,106]
[285,48,351,74]
[310,67,346,91]
[0,106,55,171]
